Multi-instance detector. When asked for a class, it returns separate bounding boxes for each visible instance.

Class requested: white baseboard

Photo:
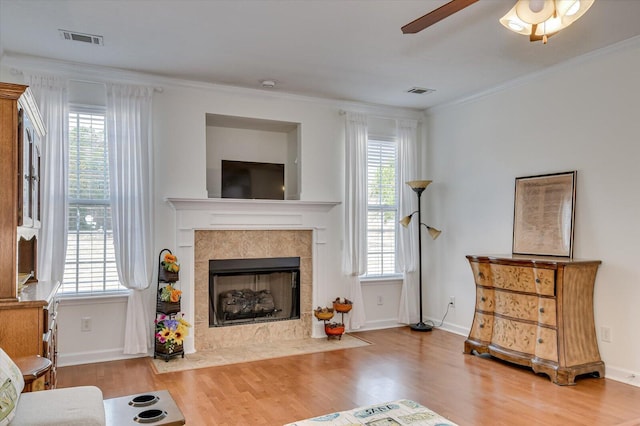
[357,318,404,331]
[58,348,148,367]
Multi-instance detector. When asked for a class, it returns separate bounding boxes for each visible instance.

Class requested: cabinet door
[18,109,34,227]
[32,142,41,226]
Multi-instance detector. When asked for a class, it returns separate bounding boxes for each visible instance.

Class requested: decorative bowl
[333,298,353,313]
[314,307,334,321]
[324,322,345,336]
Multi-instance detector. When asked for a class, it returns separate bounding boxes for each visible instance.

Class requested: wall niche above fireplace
[205,114,301,200]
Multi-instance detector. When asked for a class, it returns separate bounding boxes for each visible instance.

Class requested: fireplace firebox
[209,257,300,327]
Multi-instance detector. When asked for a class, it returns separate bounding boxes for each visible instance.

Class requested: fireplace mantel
[166,197,340,212]
[165,197,340,353]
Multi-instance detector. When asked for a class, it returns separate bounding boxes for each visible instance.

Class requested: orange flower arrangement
[160,284,182,303]
[162,253,180,273]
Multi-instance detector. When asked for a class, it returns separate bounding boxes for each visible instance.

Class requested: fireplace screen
[209,257,300,327]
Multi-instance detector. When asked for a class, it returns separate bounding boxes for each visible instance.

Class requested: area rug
[285,399,458,426]
[150,333,370,374]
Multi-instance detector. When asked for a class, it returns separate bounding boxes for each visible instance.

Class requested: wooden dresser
[464,254,604,385]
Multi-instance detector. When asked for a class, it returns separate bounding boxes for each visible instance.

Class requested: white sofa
[0,348,105,426]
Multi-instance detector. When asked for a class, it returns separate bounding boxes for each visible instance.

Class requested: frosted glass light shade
[500,0,595,42]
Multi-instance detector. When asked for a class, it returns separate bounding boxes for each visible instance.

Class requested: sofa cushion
[11,386,105,426]
[0,348,25,426]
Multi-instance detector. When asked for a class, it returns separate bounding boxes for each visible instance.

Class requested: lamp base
[410,322,433,332]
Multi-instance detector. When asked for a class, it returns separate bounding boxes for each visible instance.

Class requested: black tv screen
[221,160,285,200]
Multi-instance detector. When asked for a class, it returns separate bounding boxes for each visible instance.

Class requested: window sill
[58,290,130,306]
[360,274,403,284]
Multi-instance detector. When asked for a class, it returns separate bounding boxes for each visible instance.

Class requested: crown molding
[2,52,424,120]
[426,34,640,115]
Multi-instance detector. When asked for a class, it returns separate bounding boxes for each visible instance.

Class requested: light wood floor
[58,327,640,425]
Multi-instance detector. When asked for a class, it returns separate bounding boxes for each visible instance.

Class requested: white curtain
[396,119,420,324]
[23,73,69,284]
[343,112,367,329]
[106,83,155,354]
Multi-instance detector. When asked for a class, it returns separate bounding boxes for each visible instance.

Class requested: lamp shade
[407,180,432,190]
[427,226,442,240]
[515,0,555,25]
[500,0,595,42]
[399,215,413,228]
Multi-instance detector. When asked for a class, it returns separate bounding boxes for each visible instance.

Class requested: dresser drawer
[493,291,557,327]
[469,261,492,287]
[491,264,555,296]
[475,287,494,312]
[492,317,536,355]
[535,327,558,362]
[469,312,494,342]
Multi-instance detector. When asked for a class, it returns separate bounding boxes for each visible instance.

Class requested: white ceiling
[1,0,639,110]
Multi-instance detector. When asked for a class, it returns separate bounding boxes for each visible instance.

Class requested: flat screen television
[221,160,285,200]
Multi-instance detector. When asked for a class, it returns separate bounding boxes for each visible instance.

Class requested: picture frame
[512,171,577,257]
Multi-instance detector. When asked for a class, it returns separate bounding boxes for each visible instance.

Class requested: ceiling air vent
[407,87,435,95]
[59,30,104,46]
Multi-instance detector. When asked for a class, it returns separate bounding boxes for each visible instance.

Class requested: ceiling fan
[401,0,595,44]
[401,0,479,34]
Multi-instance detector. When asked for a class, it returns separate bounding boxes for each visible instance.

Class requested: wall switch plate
[377,295,383,305]
[601,326,611,342]
[81,317,92,332]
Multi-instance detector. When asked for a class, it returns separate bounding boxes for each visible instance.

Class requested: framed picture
[512,171,577,257]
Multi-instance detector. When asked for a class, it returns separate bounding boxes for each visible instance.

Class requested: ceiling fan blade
[401,0,479,34]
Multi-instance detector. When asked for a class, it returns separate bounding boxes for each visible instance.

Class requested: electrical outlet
[377,295,383,306]
[449,296,455,308]
[601,326,611,342]
[81,317,92,332]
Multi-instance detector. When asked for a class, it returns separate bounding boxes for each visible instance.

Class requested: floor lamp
[400,180,441,332]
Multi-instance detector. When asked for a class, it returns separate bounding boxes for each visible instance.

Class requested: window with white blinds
[366,138,398,276]
[62,108,124,294]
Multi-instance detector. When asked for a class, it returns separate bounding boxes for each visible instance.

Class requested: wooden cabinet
[0,82,57,389]
[0,82,45,299]
[464,254,604,385]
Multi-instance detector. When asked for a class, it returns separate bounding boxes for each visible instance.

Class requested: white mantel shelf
[165,197,340,212]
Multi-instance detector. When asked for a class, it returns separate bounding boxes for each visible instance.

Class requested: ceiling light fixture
[499,0,595,44]
[261,80,276,88]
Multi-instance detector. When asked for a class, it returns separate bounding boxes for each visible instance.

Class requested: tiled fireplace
[166,198,339,353]
[194,229,312,351]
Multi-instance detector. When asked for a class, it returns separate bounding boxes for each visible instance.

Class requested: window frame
[364,135,401,279]
[62,104,126,296]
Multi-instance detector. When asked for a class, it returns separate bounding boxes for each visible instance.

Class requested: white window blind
[366,138,398,276]
[62,108,124,294]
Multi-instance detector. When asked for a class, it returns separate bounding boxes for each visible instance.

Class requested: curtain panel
[23,73,69,284]
[106,83,155,354]
[396,119,420,325]
[343,112,368,330]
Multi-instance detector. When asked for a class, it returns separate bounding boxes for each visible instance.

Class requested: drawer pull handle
[539,307,545,313]
[479,324,485,328]
[478,272,485,279]
[538,338,543,344]
[535,278,541,284]
[481,297,486,302]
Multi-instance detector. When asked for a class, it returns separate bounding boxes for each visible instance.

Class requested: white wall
[426,38,640,385]
[1,56,423,365]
